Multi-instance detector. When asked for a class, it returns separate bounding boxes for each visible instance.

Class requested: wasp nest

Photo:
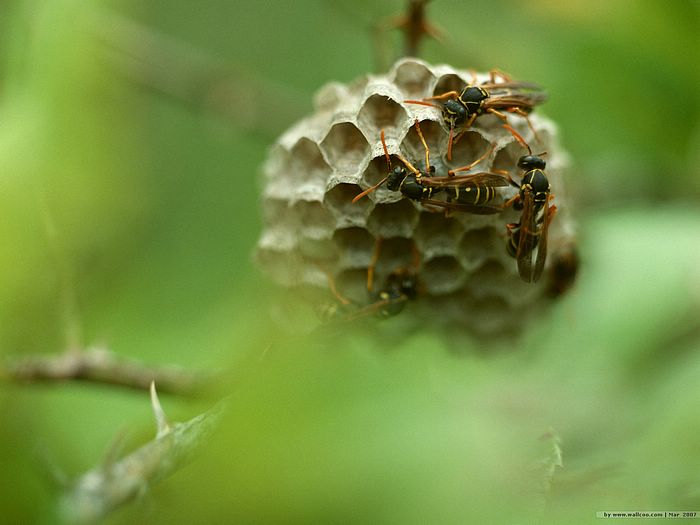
[256,58,576,338]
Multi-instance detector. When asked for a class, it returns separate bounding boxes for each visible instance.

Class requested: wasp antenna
[367,237,383,292]
[380,129,392,171]
[502,124,532,154]
[404,99,441,109]
[396,154,422,177]
[318,266,352,305]
[447,125,455,162]
[353,176,389,203]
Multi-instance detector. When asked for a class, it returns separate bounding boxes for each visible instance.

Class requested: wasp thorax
[460,86,489,114]
[522,169,550,197]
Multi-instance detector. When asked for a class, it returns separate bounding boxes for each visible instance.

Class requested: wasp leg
[508,107,541,143]
[489,69,513,84]
[447,113,477,161]
[503,194,520,209]
[367,237,383,292]
[423,90,461,102]
[448,143,496,175]
[320,268,352,306]
[485,107,510,125]
[413,119,431,175]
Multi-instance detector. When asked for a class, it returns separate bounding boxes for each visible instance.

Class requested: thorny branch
[1,346,207,395]
[59,383,225,524]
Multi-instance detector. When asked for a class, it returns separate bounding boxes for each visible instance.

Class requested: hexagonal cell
[333,227,376,269]
[324,182,371,226]
[262,144,291,182]
[452,211,502,234]
[262,197,293,227]
[366,200,419,238]
[471,258,509,280]
[433,73,466,98]
[492,139,523,173]
[361,153,390,186]
[299,264,336,292]
[358,152,409,203]
[400,119,445,173]
[357,95,408,135]
[334,268,370,305]
[392,60,435,99]
[347,74,370,96]
[261,203,303,252]
[420,289,468,323]
[462,294,512,338]
[448,130,492,171]
[289,138,333,187]
[457,228,502,270]
[319,122,370,175]
[292,200,334,236]
[421,255,466,295]
[414,212,463,257]
[255,245,301,287]
[314,81,348,113]
[369,236,417,283]
[298,235,335,260]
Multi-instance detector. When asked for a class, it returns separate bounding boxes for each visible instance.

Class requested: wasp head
[443,99,466,128]
[517,154,546,171]
[386,166,407,191]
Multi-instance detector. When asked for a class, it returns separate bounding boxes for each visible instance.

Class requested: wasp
[419,160,511,215]
[501,124,556,283]
[404,70,547,161]
[358,267,418,319]
[320,267,419,324]
[353,121,509,215]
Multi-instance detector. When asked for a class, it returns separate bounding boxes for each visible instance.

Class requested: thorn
[150,381,171,438]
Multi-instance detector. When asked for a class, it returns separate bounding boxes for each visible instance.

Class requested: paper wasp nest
[256,58,576,338]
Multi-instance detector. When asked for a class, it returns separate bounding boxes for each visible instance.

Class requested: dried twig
[395,0,441,58]
[59,383,225,524]
[1,346,207,395]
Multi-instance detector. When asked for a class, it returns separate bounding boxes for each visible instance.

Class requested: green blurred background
[1,0,699,523]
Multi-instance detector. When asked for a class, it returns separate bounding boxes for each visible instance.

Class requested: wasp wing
[420,198,504,215]
[478,81,545,91]
[532,204,556,283]
[485,92,548,110]
[421,172,511,188]
[515,191,539,282]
